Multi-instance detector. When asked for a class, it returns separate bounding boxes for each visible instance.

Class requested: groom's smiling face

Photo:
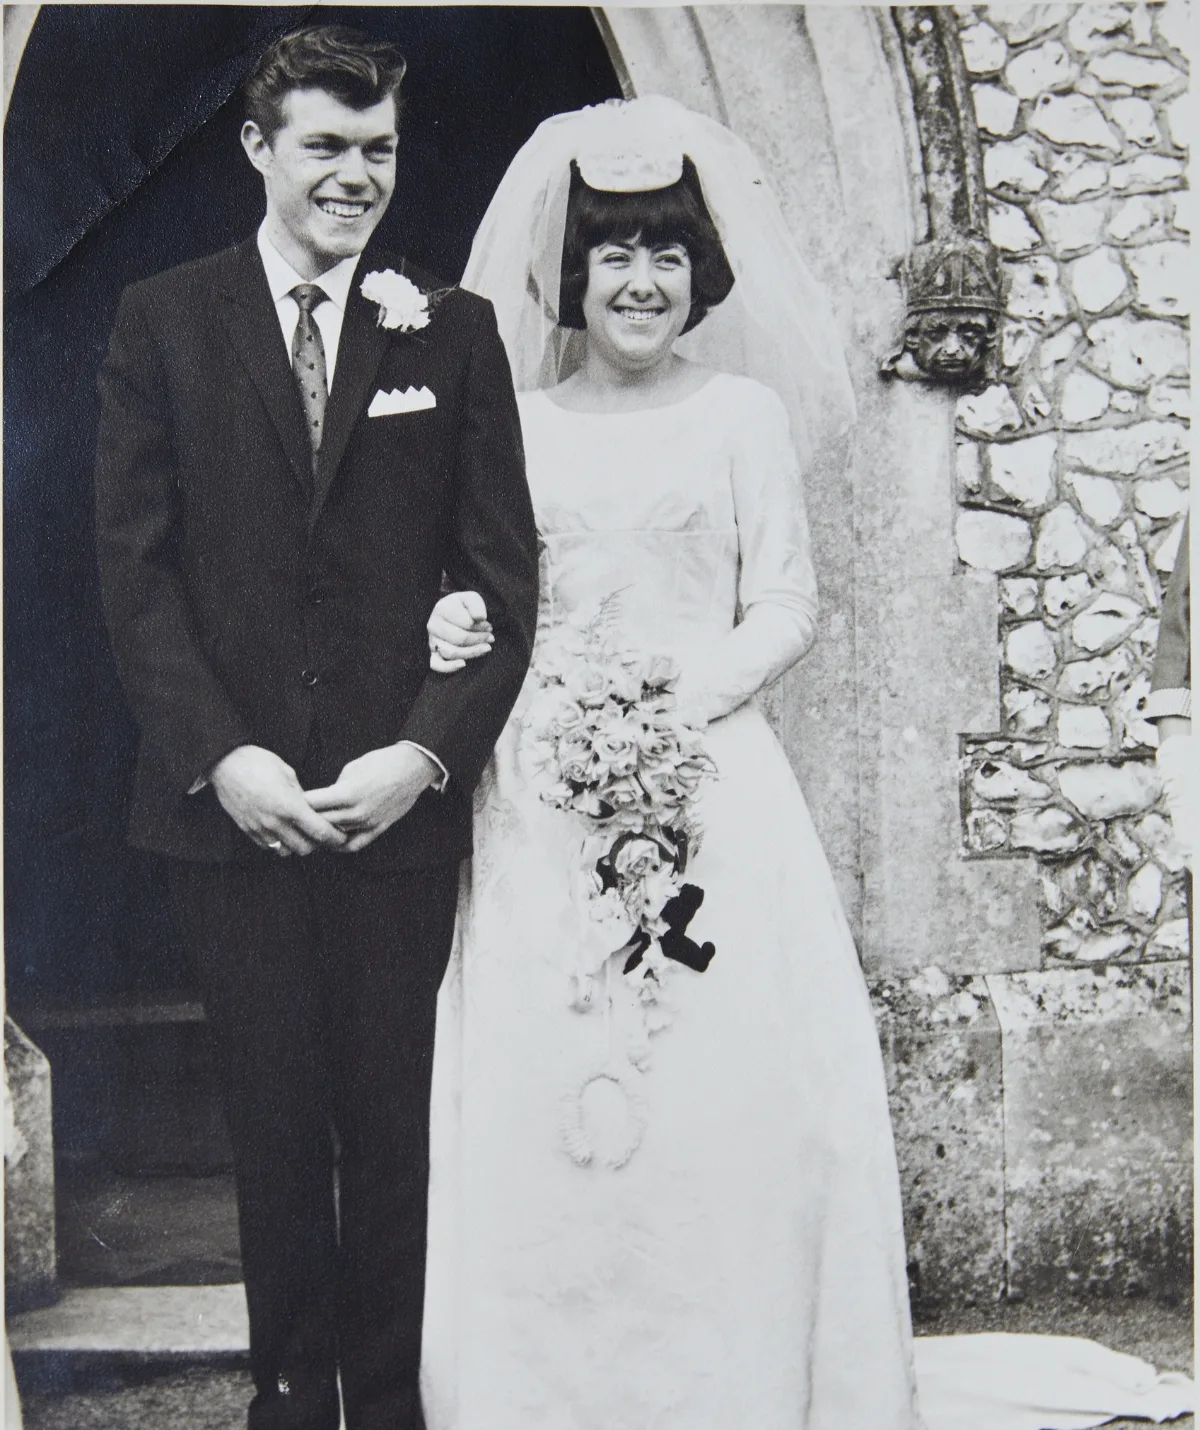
[242,86,398,279]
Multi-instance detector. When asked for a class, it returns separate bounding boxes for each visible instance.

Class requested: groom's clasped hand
[208,740,442,856]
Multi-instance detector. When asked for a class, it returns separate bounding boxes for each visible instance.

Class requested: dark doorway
[4,6,620,1174]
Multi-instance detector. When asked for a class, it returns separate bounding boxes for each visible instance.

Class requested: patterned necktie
[290,283,328,472]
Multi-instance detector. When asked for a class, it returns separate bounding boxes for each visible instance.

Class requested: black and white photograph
[2,5,1194,1429]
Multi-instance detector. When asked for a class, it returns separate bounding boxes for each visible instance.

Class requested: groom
[94,26,538,1430]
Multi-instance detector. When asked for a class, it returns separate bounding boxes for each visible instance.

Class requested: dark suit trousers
[169,853,458,1430]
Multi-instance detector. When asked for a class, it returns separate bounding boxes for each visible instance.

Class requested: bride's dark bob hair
[557,156,735,334]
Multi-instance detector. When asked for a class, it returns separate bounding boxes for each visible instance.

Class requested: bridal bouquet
[526,618,718,992]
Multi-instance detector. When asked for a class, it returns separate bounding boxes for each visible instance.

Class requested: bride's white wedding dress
[422,372,923,1429]
[419,371,1194,1430]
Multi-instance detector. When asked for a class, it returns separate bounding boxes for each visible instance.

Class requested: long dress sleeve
[674,383,818,726]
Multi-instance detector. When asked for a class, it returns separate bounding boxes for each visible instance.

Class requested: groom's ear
[241,120,273,176]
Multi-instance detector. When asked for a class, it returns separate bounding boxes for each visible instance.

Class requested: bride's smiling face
[581,240,693,374]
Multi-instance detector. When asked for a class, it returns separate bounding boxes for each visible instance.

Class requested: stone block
[961,21,1008,73]
[1007,41,1076,99]
[1108,193,1170,243]
[1070,591,1145,651]
[998,5,1064,45]
[1068,247,1130,313]
[1083,315,1188,388]
[1066,471,1124,526]
[1000,577,1040,616]
[1155,0,1191,56]
[1036,503,1094,568]
[1134,475,1186,520]
[974,83,1021,137]
[1066,4,1139,53]
[1110,154,1186,191]
[1058,703,1112,748]
[1044,572,1096,616]
[1030,94,1121,151]
[1127,241,1190,317]
[1034,198,1112,257]
[1163,91,1189,150]
[989,433,1057,509]
[1009,258,1073,325]
[1109,96,1161,148]
[990,198,1043,253]
[984,137,1049,193]
[1147,383,1189,420]
[1005,620,1059,678]
[988,963,1192,1299]
[1051,153,1111,199]
[956,509,1034,572]
[4,1018,56,1312]
[957,384,1023,438]
[1059,757,1161,816]
[1064,419,1189,474]
[872,970,1005,1309]
[1087,51,1185,89]
[1060,369,1112,424]
[1058,649,1133,698]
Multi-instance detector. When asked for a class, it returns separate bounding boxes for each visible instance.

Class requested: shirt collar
[257,220,361,311]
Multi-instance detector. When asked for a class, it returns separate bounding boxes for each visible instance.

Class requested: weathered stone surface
[1009,258,1073,325]
[1030,93,1121,150]
[956,509,1034,572]
[1036,503,1093,568]
[1044,571,1095,617]
[1155,0,1191,56]
[1146,382,1188,420]
[1066,3,1139,53]
[968,806,1012,850]
[972,757,1054,804]
[1004,686,1054,733]
[989,962,1192,1299]
[1071,592,1144,652]
[1066,470,1124,526]
[1001,321,1037,370]
[1064,419,1188,474]
[1109,388,1139,413]
[1127,241,1190,317]
[1109,96,1161,148]
[1083,314,1189,387]
[1147,918,1191,957]
[1010,805,1090,852]
[873,973,1006,1308]
[1059,757,1161,816]
[1004,4,1071,44]
[961,20,1008,73]
[1000,576,1040,616]
[1058,648,1134,698]
[1087,50,1185,89]
[1163,90,1189,149]
[1110,154,1186,190]
[989,433,1057,508]
[1006,620,1059,678]
[1033,197,1111,256]
[1127,860,1164,919]
[975,82,1021,136]
[1060,369,1112,423]
[1135,811,1187,872]
[5,1018,56,1312]
[958,384,1024,438]
[1169,190,1192,234]
[1151,518,1185,572]
[1051,152,1111,199]
[984,137,1049,193]
[1008,40,1077,98]
[1068,247,1129,312]
[956,439,983,495]
[1107,193,1170,243]
[1037,321,1084,378]
[1134,475,1186,520]
[1085,539,1134,594]
[990,198,1044,253]
[1116,673,1157,749]
[1058,703,1112,748]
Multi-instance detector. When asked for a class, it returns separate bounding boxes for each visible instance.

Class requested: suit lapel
[310,265,392,522]
[216,240,312,496]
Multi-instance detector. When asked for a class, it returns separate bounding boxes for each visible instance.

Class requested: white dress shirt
[188,227,449,798]
[256,221,360,386]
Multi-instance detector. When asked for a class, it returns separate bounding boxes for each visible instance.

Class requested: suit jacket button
[301,669,319,687]
[307,587,324,606]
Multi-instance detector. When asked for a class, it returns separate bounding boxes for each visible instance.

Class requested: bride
[418,97,1194,1430]
[418,95,921,1430]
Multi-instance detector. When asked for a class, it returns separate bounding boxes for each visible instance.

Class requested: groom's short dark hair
[244,26,408,143]
[558,157,735,335]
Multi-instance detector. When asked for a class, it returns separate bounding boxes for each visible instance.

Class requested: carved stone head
[896,236,1007,385]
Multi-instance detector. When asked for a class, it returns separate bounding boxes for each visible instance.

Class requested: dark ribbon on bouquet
[593,829,716,976]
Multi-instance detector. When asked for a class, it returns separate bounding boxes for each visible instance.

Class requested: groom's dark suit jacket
[95,235,539,867]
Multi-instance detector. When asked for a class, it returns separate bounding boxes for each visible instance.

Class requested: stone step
[8,1285,249,1375]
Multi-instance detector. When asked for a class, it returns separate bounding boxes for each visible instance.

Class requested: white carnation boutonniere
[360,269,432,332]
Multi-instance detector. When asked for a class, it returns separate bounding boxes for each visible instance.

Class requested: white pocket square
[368,385,437,417]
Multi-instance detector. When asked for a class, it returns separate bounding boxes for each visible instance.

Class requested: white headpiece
[462,96,856,470]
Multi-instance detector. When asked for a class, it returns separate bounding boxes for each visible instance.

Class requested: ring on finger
[267,839,284,853]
